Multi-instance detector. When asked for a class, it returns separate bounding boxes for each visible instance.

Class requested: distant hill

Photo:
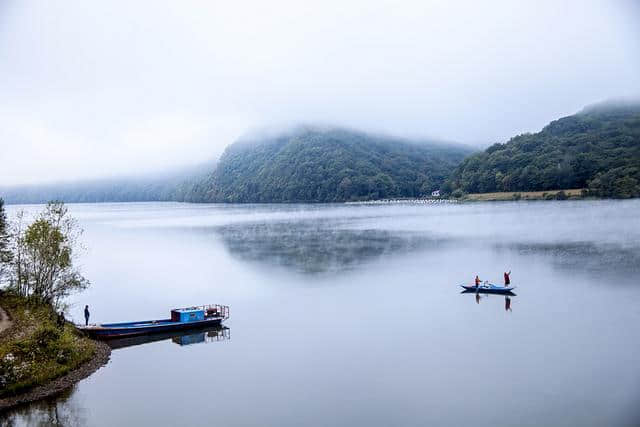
[196,127,473,203]
[0,163,213,205]
[444,101,640,198]
[8,103,638,205]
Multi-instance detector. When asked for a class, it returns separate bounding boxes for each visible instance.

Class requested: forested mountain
[5,102,639,205]
[444,101,640,198]
[195,127,473,203]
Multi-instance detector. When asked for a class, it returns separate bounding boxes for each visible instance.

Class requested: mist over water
[3,201,640,426]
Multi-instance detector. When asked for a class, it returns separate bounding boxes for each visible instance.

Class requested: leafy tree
[587,167,640,198]
[0,198,11,281]
[8,202,89,308]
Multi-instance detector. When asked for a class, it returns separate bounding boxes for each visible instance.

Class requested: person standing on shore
[57,311,66,328]
[84,305,90,326]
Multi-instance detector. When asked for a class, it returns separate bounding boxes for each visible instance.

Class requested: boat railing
[202,304,230,320]
[172,304,230,320]
[206,327,231,342]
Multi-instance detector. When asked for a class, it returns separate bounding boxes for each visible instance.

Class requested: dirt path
[0,304,12,333]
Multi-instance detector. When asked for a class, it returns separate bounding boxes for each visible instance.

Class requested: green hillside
[445,101,640,198]
[199,127,472,203]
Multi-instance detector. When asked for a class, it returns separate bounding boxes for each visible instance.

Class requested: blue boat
[460,284,515,295]
[79,304,229,339]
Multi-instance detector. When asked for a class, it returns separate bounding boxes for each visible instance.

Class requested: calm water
[2,200,640,426]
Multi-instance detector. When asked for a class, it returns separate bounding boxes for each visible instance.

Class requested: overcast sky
[1,0,639,185]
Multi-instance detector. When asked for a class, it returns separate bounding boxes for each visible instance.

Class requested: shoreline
[461,189,585,202]
[4,189,617,207]
[0,297,112,412]
[0,339,111,411]
[345,198,458,205]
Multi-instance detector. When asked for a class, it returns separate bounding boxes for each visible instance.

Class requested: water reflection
[0,389,86,427]
[496,241,640,284]
[172,327,230,346]
[4,201,640,427]
[108,326,230,350]
[462,291,515,312]
[1,327,230,426]
[216,220,446,273]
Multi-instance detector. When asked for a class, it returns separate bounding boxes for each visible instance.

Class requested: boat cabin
[170,305,229,323]
[171,307,205,322]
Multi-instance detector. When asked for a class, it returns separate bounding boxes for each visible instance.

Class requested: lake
[3,200,640,426]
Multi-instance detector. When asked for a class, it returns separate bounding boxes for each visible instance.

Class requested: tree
[336,177,353,201]
[419,177,433,196]
[8,201,89,308]
[0,198,11,281]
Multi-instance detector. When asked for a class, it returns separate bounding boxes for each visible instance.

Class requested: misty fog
[1,0,639,185]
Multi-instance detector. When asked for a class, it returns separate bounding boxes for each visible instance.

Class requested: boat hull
[79,317,224,339]
[460,285,515,295]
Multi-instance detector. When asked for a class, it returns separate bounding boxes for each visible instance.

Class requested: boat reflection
[172,327,230,346]
[460,289,516,297]
[107,326,230,350]
[462,291,515,312]
[505,295,512,312]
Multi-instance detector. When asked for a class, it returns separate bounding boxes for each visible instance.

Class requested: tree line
[444,103,640,198]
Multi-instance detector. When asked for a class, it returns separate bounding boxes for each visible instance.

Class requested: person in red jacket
[504,271,511,286]
[475,275,482,286]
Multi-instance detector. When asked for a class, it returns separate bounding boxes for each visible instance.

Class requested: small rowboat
[79,304,229,339]
[460,284,515,295]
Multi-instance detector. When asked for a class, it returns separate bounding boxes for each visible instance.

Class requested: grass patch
[0,292,95,397]
[464,188,585,201]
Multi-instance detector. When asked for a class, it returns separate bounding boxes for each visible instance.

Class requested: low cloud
[1,0,639,185]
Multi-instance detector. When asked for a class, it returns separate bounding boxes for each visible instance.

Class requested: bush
[555,190,568,200]
[451,189,465,199]
[0,353,18,388]
[32,325,61,348]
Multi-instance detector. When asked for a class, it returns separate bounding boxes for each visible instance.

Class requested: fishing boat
[460,283,515,295]
[78,304,229,339]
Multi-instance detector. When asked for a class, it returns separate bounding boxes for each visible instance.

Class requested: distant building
[431,190,440,197]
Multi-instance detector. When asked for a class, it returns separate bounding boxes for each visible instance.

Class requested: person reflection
[475,293,481,304]
[505,296,512,312]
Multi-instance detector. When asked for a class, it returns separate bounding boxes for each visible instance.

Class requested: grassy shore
[464,188,585,201]
[0,293,96,398]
